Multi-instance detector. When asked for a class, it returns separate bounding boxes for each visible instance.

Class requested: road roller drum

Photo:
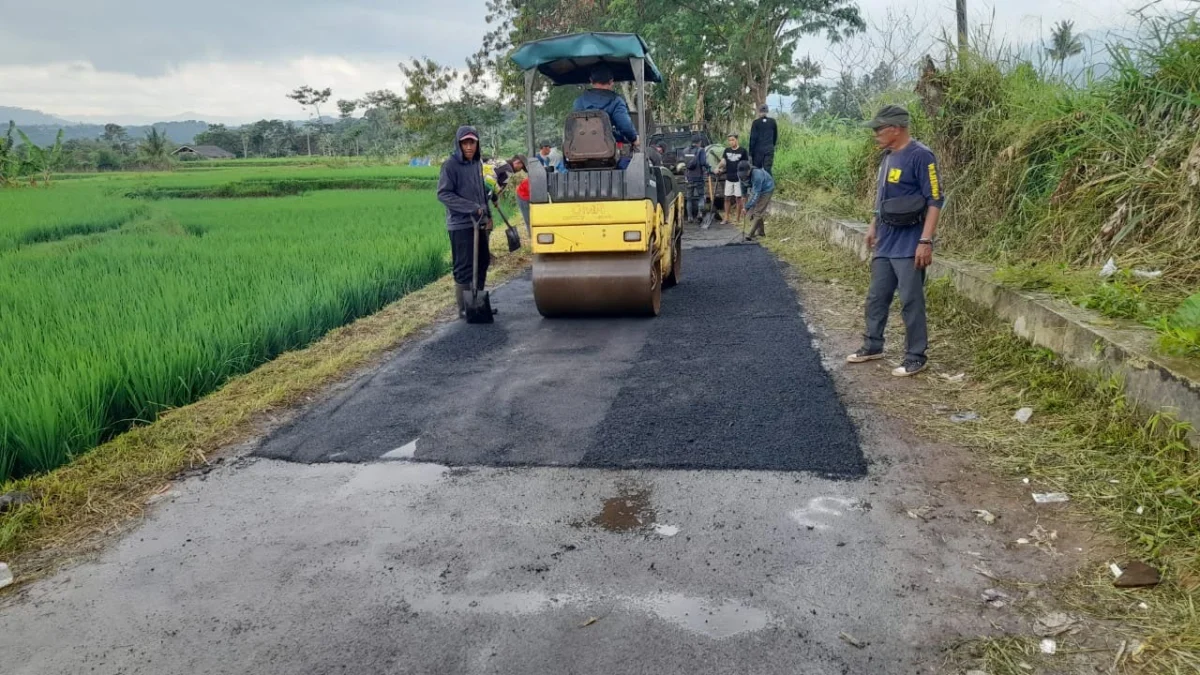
[532,250,661,317]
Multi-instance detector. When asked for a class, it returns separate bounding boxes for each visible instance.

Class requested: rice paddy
[0,164,448,482]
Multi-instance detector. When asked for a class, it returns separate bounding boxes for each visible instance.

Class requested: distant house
[172,145,236,160]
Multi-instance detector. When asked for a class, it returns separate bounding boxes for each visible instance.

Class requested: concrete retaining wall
[772,200,1200,445]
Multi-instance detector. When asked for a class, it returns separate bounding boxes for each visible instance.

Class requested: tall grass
[772,119,867,197]
[775,18,1200,353]
[0,189,449,481]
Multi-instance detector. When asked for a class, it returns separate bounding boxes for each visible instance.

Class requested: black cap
[691,134,704,144]
[589,65,614,84]
[864,104,910,130]
[539,140,551,148]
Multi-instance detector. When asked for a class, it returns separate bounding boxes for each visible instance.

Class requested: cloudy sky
[0,0,1188,123]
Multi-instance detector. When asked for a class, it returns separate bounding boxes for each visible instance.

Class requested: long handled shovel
[493,205,522,253]
[461,216,495,324]
[701,175,715,230]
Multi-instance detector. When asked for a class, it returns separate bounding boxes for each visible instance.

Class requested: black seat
[563,111,619,169]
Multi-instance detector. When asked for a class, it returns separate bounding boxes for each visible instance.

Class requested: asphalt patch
[581,245,863,475]
[256,246,864,476]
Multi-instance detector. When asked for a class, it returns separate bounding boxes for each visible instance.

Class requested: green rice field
[0,163,447,482]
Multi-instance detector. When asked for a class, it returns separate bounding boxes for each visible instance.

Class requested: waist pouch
[879,194,927,228]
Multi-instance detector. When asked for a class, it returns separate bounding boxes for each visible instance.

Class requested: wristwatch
[918,238,934,246]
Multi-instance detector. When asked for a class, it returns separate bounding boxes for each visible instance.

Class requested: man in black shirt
[749,104,778,175]
[718,134,750,224]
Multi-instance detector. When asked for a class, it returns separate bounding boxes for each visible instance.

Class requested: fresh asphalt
[256,244,863,475]
[0,225,1003,674]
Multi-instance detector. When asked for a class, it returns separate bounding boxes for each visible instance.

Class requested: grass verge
[0,233,530,581]
[765,197,1199,674]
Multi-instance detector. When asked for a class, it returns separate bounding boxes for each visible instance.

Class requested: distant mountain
[0,106,75,126]
[13,121,212,147]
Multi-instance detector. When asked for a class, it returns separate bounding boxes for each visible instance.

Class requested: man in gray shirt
[846,105,944,377]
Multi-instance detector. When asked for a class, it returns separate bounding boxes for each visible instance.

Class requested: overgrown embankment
[767,201,1199,674]
[774,21,1200,360]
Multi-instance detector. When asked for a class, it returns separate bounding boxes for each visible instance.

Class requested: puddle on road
[407,590,770,639]
[336,461,447,498]
[409,591,562,616]
[590,484,656,532]
[639,594,771,639]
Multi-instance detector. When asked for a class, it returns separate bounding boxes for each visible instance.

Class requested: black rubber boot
[454,283,470,318]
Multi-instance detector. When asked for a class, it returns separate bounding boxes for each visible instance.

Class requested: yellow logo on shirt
[928,163,940,199]
[887,168,902,183]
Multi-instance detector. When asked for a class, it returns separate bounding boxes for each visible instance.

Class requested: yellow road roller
[510,32,683,317]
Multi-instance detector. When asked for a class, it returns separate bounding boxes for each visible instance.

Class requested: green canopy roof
[509,32,663,86]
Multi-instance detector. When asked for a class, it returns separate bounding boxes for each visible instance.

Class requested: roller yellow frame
[512,31,684,318]
[529,201,653,254]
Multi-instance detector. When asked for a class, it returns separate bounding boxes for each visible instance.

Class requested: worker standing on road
[846,105,944,377]
[436,126,493,319]
[717,134,750,224]
[738,160,775,240]
[749,104,778,175]
[684,135,708,224]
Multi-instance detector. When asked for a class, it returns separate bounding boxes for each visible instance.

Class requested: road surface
[0,224,1015,674]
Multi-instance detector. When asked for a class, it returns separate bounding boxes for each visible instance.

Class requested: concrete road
[0,225,1009,675]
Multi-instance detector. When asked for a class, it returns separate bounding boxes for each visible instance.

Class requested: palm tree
[139,127,172,170]
[1046,20,1085,78]
[790,56,825,120]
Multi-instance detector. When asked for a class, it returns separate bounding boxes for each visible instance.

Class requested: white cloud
[2,0,1194,122]
[0,57,413,124]
[791,0,1195,81]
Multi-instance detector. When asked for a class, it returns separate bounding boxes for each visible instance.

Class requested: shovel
[493,205,522,253]
[461,215,495,324]
[701,175,715,230]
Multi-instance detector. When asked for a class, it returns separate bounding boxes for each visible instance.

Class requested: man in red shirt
[516,176,531,238]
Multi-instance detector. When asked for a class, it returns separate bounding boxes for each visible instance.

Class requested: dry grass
[764,200,1199,674]
[0,232,529,582]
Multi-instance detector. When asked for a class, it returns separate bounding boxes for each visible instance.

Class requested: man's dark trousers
[450,226,490,289]
[752,150,774,175]
[864,257,927,362]
[686,181,705,221]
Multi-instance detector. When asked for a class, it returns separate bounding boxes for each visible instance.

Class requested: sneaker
[846,348,884,363]
[891,358,927,377]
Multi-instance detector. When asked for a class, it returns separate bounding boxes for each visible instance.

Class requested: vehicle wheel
[664,223,682,288]
[645,238,662,316]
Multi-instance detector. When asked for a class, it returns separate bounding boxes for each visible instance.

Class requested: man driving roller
[572,65,639,147]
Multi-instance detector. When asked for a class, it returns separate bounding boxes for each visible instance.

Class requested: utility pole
[956,0,968,60]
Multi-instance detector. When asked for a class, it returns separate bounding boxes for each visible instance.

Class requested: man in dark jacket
[436,125,492,318]
[572,65,638,146]
[683,135,708,223]
[749,104,778,175]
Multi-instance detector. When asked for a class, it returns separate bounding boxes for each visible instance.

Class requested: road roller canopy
[509,32,663,86]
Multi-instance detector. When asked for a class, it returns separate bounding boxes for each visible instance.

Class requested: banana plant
[0,121,20,186]
[17,128,64,186]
